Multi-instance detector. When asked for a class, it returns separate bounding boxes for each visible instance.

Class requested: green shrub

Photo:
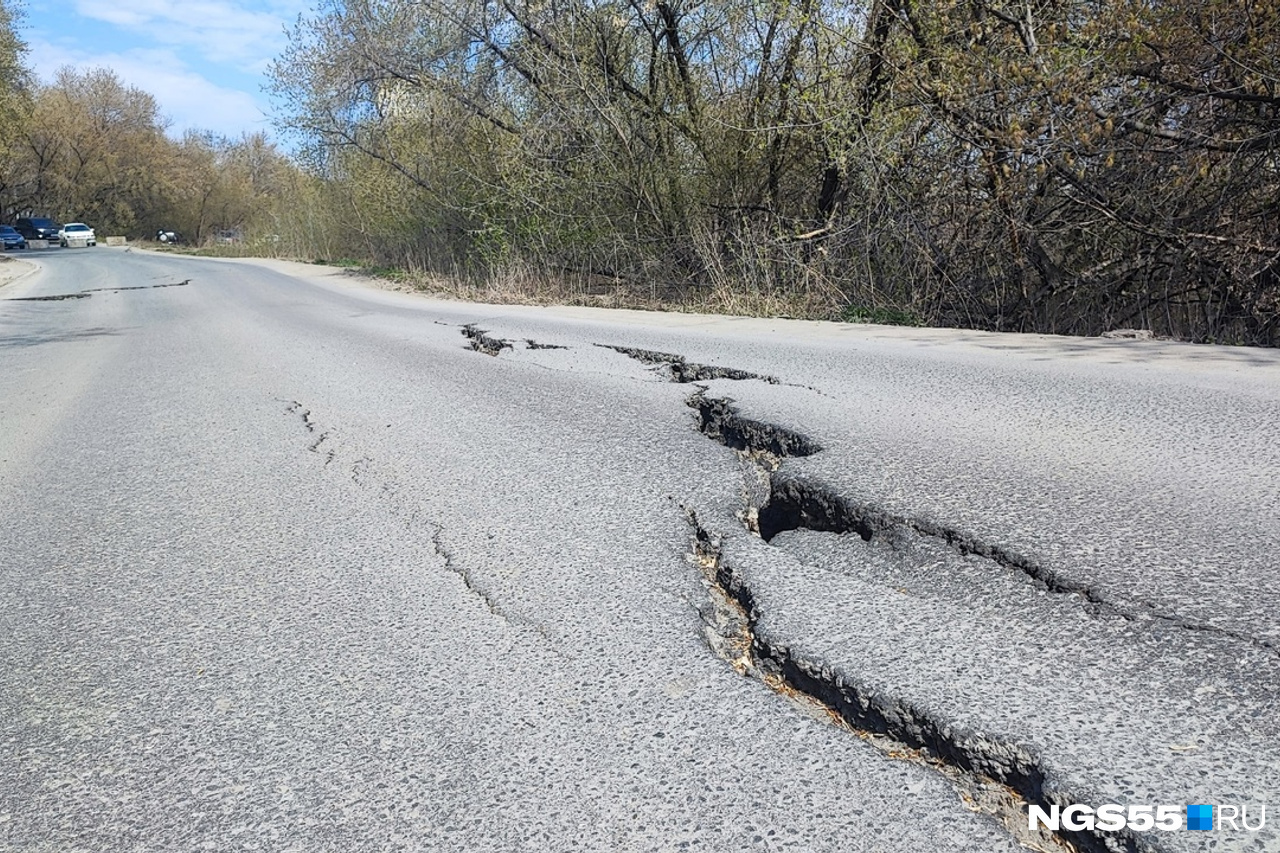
[842,304,925,327]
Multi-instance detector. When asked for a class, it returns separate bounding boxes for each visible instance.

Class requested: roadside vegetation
[0,63,291,249]
[2,0,1277,344]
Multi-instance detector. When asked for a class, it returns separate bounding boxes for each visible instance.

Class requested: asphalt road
[2,248,1278,853]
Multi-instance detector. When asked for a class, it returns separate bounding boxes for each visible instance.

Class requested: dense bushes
[270,0,1280,343]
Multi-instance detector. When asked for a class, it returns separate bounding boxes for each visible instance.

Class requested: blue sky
[20,0,314,138]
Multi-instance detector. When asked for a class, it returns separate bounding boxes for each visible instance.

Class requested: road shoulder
[0,255,38,292]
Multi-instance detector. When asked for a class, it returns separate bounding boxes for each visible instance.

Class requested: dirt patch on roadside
[0,256,38,291]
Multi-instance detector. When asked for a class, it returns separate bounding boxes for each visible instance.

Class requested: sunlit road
[2,248,1279,853]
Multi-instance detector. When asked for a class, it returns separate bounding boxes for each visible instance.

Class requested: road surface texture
[2,248,1278,853]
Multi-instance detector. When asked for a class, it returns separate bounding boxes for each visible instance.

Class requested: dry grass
[141,242,854,322]
[390,264,847,321]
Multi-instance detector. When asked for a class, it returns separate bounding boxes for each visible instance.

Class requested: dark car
[0,225,26,250]
[15,217,61,242]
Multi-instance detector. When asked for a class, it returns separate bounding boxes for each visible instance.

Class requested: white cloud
[69,0,301,72]
[26,41,270,138]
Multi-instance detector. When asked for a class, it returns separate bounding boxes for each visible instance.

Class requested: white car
[59,222,96,247]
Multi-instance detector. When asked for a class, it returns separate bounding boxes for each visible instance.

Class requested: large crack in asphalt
[453,323,567,356]
[599,344,782,384]
[2,279,192,302]
[4,292,92,302]
[685,508,1089,853]
[269,339,1247,852]
[684,390,1160,853]
[84,280,192,294]
[691,393,1278,660]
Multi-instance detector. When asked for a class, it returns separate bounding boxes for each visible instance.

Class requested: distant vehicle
[0,225,26,250]
[14,217,61,243]
[59,223,96,247]
[156,229,179,244]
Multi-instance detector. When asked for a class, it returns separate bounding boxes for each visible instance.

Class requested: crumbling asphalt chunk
[462,324,512,356]
[689,390,821,458]
[758,470,1278,657]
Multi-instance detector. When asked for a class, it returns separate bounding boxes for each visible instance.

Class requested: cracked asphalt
[2,249,1278,853]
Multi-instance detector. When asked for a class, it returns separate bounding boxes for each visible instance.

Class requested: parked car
[14,217,61,243]
[0,225,26,250]
[59,222,96,247]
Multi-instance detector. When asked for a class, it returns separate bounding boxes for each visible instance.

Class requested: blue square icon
[1187,804,1214,831]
